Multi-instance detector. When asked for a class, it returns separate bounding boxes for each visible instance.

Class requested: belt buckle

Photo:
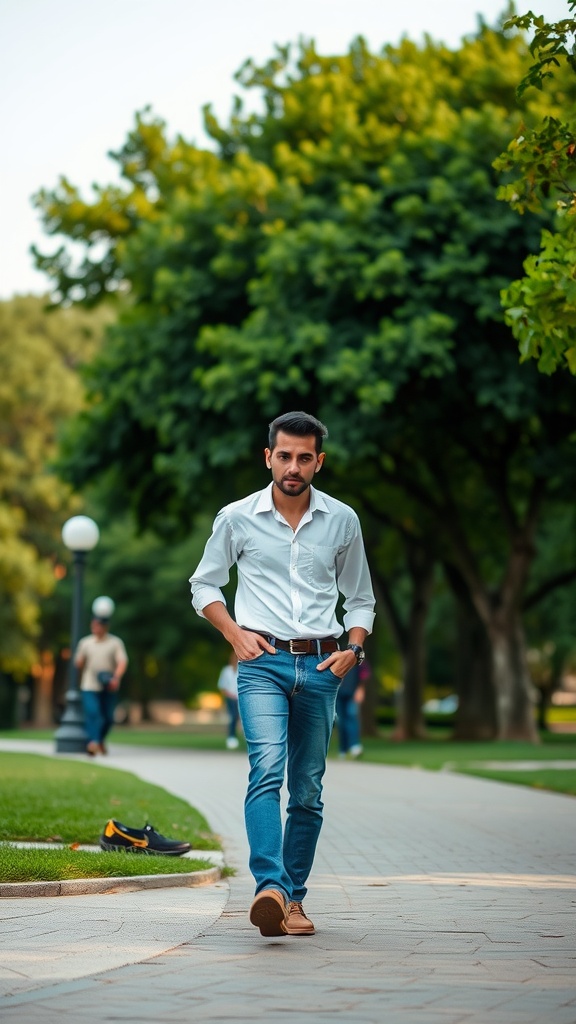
[289,639,308,654]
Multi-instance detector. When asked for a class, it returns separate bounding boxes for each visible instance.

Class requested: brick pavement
[0,739,575,1023]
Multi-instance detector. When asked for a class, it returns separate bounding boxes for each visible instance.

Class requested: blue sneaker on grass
[99,819,191,856]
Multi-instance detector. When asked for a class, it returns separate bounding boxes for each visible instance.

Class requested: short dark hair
[268,411,328,454]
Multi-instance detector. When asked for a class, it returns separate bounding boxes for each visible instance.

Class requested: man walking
[75,614,128,756]
[190,411,375,937]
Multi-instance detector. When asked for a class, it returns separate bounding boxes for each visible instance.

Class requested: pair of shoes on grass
[99,819,192,856]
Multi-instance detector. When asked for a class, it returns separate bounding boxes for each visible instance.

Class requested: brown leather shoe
[284,901,315,935]
[249,889,288,936]
[86,741,99,756]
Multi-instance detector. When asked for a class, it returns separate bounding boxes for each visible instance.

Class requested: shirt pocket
[303,544,336,588]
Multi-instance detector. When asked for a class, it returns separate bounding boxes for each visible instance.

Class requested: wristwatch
[346,644,365,665]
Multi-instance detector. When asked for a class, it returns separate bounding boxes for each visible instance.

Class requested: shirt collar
[255,482,329,515]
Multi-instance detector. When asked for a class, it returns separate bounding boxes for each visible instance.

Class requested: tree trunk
[394,544,434,740]
[453,599,497,740]
[444,563,497,740]
[373,546,434,740]
[31,650,56,728]
[447,504,541,742]
[489,612,539,741]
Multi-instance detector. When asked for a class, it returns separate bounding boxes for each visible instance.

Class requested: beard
[275,476,310,497]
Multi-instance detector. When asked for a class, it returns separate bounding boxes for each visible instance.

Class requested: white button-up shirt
[189,483,375,640]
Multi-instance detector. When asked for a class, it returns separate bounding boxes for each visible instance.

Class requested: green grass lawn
[0,845,215,884]
[357,731,576,769]
[0,752,221,883]
[357,733,576,796]
[457,768,576,797]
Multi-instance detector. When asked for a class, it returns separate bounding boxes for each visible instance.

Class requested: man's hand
[317,628,367,678]
[230,628,277,662]
[316,648,357,679]
[201,602,277,662]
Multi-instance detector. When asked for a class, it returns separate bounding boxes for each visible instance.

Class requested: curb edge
[0,865,221,898]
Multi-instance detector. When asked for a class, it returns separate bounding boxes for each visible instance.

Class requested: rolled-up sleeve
[337,516,376,634]
[189,511,237,618]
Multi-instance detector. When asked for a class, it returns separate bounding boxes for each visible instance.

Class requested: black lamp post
[55,515,99,753]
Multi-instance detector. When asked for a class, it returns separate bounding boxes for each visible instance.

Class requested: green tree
[34,27,576,740]
[0,296,111,676]
[495,1,576,372]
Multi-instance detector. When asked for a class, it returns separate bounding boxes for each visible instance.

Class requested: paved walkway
[0,738,575,1023]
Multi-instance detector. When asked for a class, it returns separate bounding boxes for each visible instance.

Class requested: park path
[0,738,575,1023]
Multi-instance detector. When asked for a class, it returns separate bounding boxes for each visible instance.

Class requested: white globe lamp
[92,595,116,619]
[62,515,100,552]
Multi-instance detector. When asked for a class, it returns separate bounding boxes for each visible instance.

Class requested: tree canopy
[495,1,576,372]
[0,296,112,674]
[34,28,564,516]
[32,24,576,738]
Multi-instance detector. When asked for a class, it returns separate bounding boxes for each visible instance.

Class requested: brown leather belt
[253,632,339,655]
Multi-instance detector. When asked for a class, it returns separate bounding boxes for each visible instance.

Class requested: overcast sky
[0,0,569,298]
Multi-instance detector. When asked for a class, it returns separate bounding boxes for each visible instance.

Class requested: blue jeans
[335,692,361,754]
[237,649,340,903]
[81,689,117,745]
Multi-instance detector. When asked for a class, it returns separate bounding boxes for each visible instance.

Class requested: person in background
[189,410,375,939]
[335,659,370,758]
[75,616,128,756]
[218,651,240,749]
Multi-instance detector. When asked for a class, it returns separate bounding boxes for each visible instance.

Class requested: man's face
[265,431,325,497]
